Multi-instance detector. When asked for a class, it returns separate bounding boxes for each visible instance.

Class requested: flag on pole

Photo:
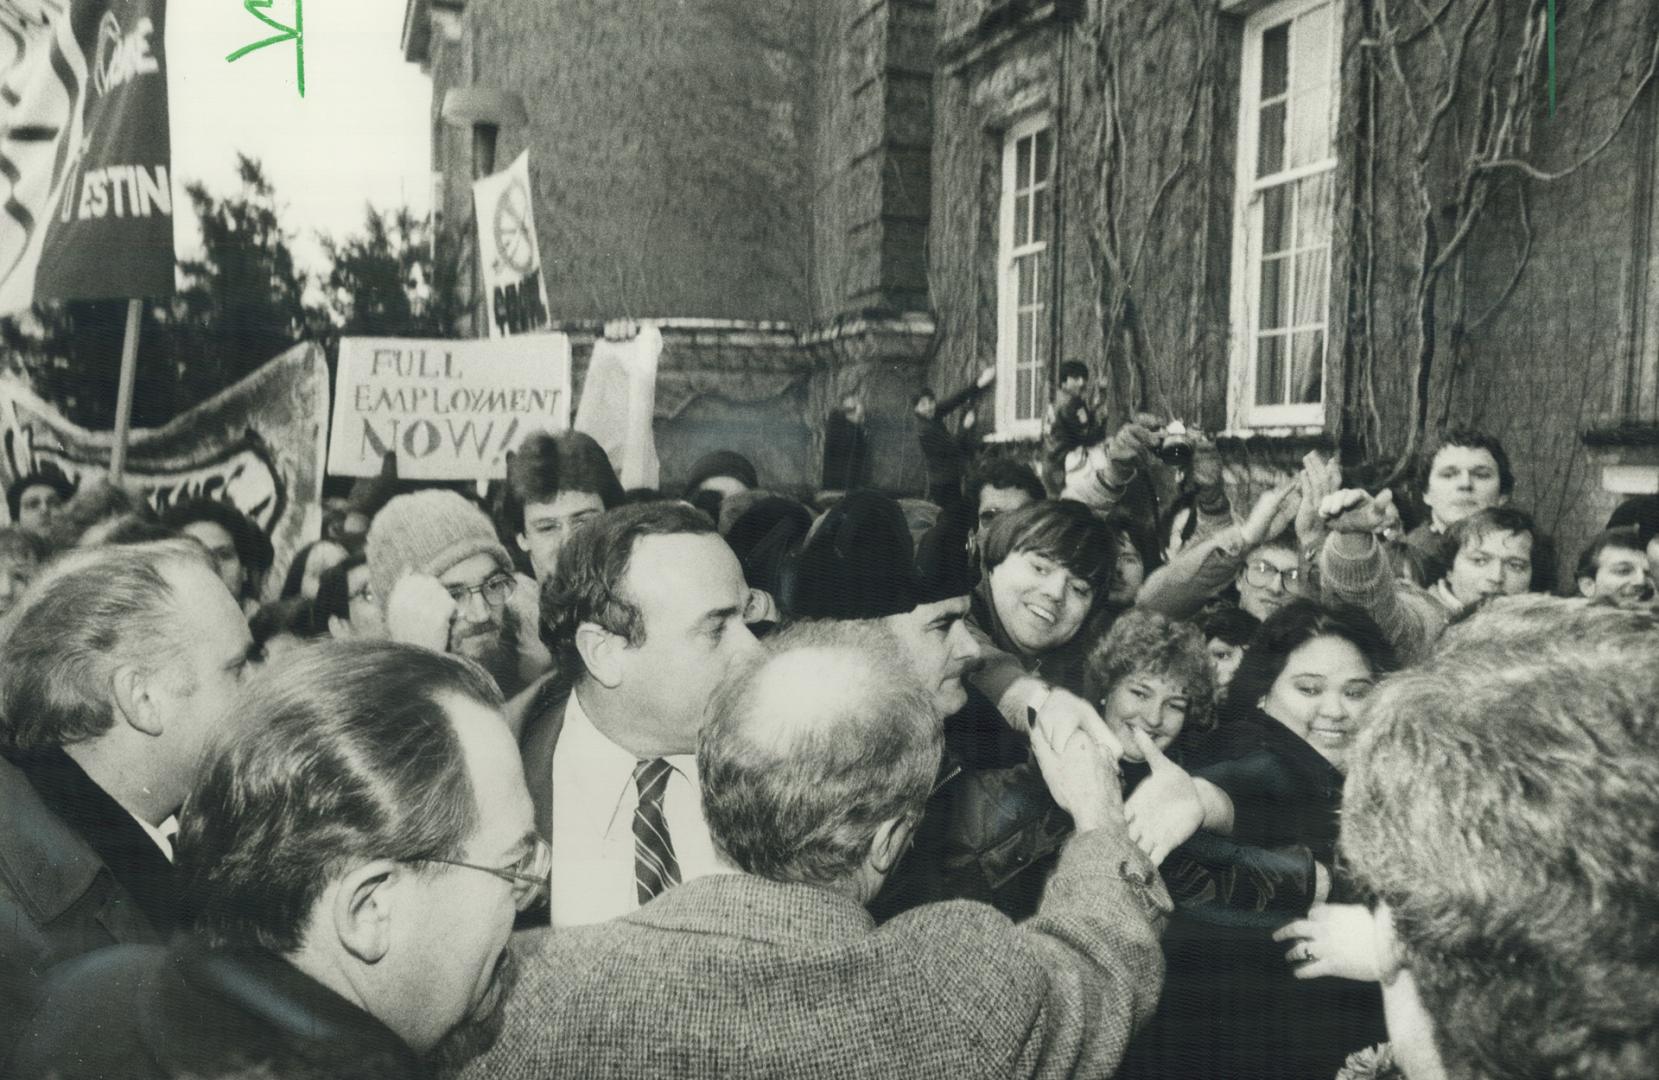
[0,0,176,315]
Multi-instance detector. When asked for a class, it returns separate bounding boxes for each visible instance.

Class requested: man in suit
[464,618,1169,1080]
[518,500,762,927]
[0,540,257,1054]
[8,642,541,1080]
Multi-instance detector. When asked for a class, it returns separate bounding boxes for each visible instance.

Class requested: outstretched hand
[1122,729,1205,866]
[1028,686,1125,764]
[1031,725,1120,833]
[1320,488,1395,535]
[1239,483,1301,549]
[1273,902,1386,982]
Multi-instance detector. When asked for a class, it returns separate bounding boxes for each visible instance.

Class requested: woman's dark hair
[160,498,274,594]
[979,499,1117,596]
[314,553,365,627]
[1106,507,1163,576]
[1223,599,1399,725]
[1157,488,1201,558]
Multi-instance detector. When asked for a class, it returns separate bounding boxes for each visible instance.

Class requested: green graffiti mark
[226,0,305,98]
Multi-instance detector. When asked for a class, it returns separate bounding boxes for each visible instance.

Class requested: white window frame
[996,113,1054,440]
[1227,0,1342,430]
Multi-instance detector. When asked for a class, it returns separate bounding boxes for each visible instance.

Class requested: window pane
[1015,193,1030,247]
[1018,255,1035,305]
[1017,366,1034,421]
[1016,135,1031,190]
[1033,186,1050,243]
[1255,335,1285,406]
[1262,184,1291,254]
[1034,129,1053,184]
[1292,4,1334,94]
[1289,84,1333,167]
[1292,247,1329,329]
[1031,314,1044,379]
[1257,101,1286,178]
[1018,310,1034,363]
[1259,256,1289,330]
[1262,23,1290,98]
[1291,329,1325,404]
[1294,172,1333,248]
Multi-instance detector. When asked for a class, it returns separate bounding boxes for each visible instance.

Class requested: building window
[997,114,1053,438]
[1228,0,1340,429]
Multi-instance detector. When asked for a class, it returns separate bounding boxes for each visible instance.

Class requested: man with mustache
[7,642,540,1080]
[365,489,533,696]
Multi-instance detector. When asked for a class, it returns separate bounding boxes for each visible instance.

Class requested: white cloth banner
[473,150,551,339]
[575,326,662,490]
[328,334,571,480]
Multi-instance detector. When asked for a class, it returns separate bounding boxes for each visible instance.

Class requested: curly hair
[1083,609,1215,731]
[1343,596,1659,1080]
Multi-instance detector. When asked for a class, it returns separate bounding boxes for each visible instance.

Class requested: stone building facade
[406,0,1659,575]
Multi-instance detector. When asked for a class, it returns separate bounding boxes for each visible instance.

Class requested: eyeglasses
[349,582,374,604]
[424,834,551,911]
[445,573,516,609]
[1243,560,1301,590]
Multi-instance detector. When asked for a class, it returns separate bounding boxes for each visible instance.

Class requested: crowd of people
[0,394,1655,1080]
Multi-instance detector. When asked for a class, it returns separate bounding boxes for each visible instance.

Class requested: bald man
[460,619,1170,1080]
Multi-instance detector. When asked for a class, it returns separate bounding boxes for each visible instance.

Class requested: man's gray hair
[1343,596,1659,1080]
[698,618,941,887]
[0,539,213,752]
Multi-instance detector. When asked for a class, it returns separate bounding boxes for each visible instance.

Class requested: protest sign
[328,333,571,480]
[0,342,328,587]
[474,150,551,338]
[0,0,176,313]
[575,325,663,490]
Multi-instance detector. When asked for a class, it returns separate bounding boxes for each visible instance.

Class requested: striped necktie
[632,758,682,905]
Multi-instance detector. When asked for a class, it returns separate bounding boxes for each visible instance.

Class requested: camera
[1154,420,1195,466]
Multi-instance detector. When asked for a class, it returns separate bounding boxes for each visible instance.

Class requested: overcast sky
[167,0,432,273]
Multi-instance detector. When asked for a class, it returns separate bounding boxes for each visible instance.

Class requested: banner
[0,342,328,588]
[328,334,571,480]
[0,0,176,314]
[473,150,551,338]
[575,325,662,490]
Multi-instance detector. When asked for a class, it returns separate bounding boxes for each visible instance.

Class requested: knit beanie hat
[365,490,511,611]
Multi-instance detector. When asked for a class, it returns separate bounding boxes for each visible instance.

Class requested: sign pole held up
[109,299,142,483]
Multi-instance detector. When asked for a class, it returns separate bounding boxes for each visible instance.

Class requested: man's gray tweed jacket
[459,825,1170,1080]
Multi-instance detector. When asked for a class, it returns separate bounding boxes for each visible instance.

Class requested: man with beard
[7,641,539,1080]
[365,490,535,696]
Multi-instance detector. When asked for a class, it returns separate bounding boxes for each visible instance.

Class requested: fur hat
[365,490,511,611]
[782,490,976,621]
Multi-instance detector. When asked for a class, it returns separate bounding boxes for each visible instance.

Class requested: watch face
[492,179,537,275]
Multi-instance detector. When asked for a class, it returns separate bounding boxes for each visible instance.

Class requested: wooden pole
[109,298,141,482]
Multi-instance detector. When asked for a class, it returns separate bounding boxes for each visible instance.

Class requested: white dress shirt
[549,690,727,927]
[131,812,179,862]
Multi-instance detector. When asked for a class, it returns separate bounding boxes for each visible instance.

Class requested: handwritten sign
[227,0,306,98]
[0,0,175,312]
[473,150,551,338]
[328,334,571,480]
